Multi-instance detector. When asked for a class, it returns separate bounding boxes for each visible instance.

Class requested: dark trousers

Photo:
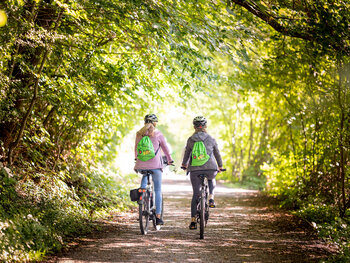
[190,171,216,218]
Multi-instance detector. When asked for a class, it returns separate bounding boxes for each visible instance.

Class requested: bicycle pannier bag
[130,188,141,202]
[191,141,210,166]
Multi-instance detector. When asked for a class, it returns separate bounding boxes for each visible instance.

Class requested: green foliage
[241,166,266,190]
[1,0,350,260]
[262,152,301,198]
[0,164,134,262]
[297,204,337,225]
[296,207,350,262]
[0,169,18,217]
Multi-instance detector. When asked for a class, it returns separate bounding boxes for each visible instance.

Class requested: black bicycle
[182,167,226,239]
[138,170,163,235]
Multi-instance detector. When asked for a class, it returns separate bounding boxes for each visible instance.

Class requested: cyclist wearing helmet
[181,116,223,230]
[134,114,174,225]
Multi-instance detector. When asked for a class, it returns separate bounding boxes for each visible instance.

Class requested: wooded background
[0,0,350,261]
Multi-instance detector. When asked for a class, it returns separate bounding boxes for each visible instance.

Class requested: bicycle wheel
[199,187,205,239]
[151,193,157,230]
[139,192,150,235]
[205,186,209,226]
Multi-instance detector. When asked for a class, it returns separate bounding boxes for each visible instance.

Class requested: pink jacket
[134,130,173,170]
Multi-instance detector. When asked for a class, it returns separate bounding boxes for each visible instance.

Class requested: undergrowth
[0,163,136,262]
[269,187,350,262]
[295,204,350,263]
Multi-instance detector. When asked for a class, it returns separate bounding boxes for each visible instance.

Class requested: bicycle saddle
[140,170,154,175]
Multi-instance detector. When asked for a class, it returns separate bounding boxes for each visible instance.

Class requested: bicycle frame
[138,170,162,234]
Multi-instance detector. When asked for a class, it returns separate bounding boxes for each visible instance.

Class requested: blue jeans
[140,169,162,215]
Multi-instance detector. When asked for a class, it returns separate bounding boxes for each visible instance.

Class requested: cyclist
[181,116,223,230]
[134,114,174,225]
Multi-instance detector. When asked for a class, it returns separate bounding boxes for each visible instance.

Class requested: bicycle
[182,167,226,239]
[138,170,163,235]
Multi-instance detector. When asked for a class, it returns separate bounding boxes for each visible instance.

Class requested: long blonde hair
[137,123,156,137]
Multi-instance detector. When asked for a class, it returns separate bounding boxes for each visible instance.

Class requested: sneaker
[209,199,216,208]
[189,221,197,230]
[156,217,164,225]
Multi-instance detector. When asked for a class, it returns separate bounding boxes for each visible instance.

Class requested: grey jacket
[182,131,223,172]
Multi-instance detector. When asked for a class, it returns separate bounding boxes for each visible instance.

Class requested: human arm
[159,133,174,164]
[213,139,223,169]
[181,138,192,168]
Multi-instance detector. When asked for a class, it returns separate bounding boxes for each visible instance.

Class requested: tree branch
[229,0,313,41]
[7,8,65,165]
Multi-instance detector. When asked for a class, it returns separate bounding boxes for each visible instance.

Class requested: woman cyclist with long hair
[134,114,174,225]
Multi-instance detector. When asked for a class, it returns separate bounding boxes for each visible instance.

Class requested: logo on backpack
[191,141,210,166]
[137,136,158,161]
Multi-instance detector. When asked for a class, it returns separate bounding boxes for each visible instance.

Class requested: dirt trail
[49,174,335,263]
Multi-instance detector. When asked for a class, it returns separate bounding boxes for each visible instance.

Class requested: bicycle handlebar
[180,167,226,172]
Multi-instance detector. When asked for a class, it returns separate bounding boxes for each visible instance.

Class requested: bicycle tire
[200,187,205,239]
[139,192,150,235]
[205,186,209,226]
[151,193,157,230]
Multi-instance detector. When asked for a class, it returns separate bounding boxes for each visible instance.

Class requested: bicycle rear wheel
[139,192,150,235]
[199,188,205,239]
[205,187,209,226]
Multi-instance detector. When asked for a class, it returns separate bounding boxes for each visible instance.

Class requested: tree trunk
[337,62,346,217]
[7,8,64,165]
[8,48,50,165]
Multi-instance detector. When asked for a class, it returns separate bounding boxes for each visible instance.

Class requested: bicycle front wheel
[199,188,205,239]
[139,192,150,235]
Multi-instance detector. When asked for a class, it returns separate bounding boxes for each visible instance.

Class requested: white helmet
[193,116,207,128]
[144,114,158,123]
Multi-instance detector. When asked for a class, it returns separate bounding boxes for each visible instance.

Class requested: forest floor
[46,173,336,263]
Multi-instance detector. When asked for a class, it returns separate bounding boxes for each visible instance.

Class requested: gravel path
[48,174,335,263]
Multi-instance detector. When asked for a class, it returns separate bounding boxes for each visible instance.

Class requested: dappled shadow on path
[48,174,335,263]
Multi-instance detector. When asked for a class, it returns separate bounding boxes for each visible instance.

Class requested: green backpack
[191,141,210,166]
[137,136,159,161]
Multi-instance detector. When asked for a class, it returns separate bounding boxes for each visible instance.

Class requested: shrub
[0,164,134,262]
